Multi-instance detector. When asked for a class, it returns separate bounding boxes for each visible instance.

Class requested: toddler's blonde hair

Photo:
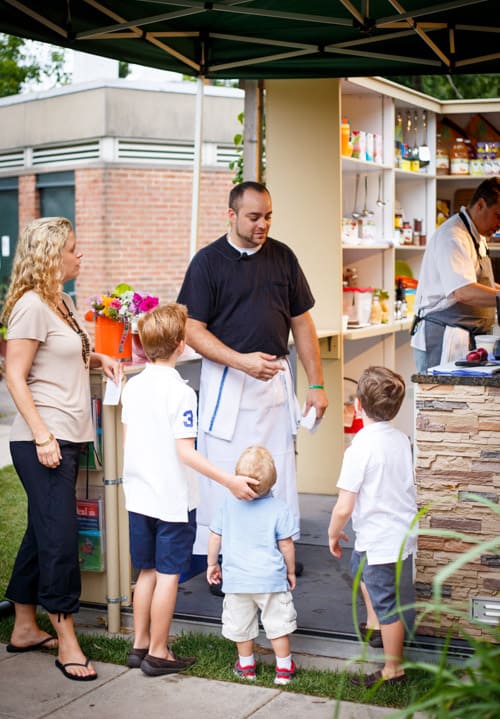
[235,445,277,497]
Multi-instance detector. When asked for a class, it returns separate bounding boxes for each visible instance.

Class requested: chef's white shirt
[411,207,488,351]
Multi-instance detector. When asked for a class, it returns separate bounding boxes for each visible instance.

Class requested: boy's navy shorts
[351,550,414,626]
[129,509,196,575]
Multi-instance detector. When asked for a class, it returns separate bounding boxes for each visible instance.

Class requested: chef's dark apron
[412,211,495,370]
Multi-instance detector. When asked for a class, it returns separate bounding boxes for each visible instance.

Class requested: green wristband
[309,384,324,389]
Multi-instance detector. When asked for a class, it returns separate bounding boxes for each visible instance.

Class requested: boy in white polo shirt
[328,366,417,689]
[121,303,258,677]
[207,445,298,685]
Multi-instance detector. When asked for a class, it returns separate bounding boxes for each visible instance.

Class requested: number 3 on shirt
[183,410,194,428]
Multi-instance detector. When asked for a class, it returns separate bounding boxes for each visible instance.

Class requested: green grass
[0,463,433,707]
[0,612,433,707]
[1,464,498,715]
[0,465,26,598]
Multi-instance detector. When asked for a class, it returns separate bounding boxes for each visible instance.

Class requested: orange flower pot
[94,315,132,361]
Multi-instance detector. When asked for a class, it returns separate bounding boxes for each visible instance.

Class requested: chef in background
[411,177,500,372]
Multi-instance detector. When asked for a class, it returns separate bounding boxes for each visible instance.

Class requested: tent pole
[242,80,264,182]
[189,76,204,259]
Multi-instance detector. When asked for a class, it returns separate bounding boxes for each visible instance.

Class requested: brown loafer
[127,647,148,668]
[350,669,407,688]
[141,653,195,676]
[358,622,383,648]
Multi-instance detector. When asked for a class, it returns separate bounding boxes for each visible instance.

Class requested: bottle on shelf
[400,111,412,170]
[450,137,469,175]
[411,111,420,171]
[341,117,353,157]
[418,110,431,170]
[395,109,403,167]
[395,279,406,320]
[436,133,449,175]
[369,293,382,324]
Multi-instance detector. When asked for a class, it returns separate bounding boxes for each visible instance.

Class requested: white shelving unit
[265,77,500,493]
[340,78,435,441]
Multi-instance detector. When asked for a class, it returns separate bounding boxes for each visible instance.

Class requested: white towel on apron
[194,358,301,554]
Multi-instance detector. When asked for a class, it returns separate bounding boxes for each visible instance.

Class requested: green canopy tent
[1,0,500,79]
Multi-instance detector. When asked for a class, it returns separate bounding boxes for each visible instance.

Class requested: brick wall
[16,165,234,324]
[18,175,39,229]
[414,380,500,639]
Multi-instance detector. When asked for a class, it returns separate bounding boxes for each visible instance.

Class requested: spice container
[450,137,469,175]
[436,133,449,175]
[402,221,413,245]
[341,117,353,157]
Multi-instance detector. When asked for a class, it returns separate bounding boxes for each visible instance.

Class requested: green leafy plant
[390,497,500,719]
[228,111,244,184]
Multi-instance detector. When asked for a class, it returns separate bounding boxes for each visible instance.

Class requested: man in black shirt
[178,182,328,587]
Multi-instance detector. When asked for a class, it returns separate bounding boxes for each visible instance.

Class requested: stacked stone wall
[414,381,500,639]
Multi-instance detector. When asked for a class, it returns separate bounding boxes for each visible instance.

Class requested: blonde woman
[2,217,120,681]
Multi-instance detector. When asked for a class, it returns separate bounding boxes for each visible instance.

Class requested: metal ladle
[351,173,361,220]
[361,175,374,218]
[376,175,386,207]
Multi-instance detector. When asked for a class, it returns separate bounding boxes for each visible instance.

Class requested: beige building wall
[266,79,344,494]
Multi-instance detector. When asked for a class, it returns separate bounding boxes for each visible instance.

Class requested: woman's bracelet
[309,384,324,390]
[33,433,55,447]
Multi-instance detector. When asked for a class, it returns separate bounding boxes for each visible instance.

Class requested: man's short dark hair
[469,177,500,208]
[229,181,269,212]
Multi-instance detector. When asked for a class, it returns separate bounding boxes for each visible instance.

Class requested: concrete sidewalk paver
[49,673,279,719]
[251,691,396,718]
[0,646,399,719]
[0,649,127,718]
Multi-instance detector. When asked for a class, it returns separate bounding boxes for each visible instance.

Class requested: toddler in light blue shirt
[207,445,298,685]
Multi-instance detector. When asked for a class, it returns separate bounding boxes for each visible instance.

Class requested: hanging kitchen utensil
[361,175,373,217]
[352,173,361,219]
[376,174,386,206]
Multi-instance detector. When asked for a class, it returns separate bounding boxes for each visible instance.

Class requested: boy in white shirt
[328,366,417,688]
[121,303,258,677]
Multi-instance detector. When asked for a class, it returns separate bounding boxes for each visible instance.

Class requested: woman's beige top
[8,290,94,443]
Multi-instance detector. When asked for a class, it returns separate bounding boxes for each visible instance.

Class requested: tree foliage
[390,74,500,100]
[0,34,68,98]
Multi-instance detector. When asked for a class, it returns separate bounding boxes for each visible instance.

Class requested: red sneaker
[233,660,256,681]
[274,660,296,685]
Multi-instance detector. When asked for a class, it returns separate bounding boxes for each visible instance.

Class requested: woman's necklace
[56,298,91,368]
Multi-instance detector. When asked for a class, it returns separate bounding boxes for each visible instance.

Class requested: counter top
[412,372,500,387]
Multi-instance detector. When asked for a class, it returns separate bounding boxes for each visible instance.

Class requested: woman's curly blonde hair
[2,217,73,323]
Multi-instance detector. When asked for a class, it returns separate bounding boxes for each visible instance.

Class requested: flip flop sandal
[55,658,98,681]
[6,636,57,653]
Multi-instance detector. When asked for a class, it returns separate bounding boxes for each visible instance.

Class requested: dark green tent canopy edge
[0,0,499,79]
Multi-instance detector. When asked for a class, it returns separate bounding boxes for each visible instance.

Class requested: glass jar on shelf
[450,137,469,175]
[436,133,449,175]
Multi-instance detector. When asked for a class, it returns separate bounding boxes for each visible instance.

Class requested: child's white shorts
[221,591,297,642]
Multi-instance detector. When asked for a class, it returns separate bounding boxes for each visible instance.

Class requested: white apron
[193,358,301,553]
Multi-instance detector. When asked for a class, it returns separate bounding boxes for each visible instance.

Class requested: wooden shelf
[436,174,490,180]
[342,243,393,250]
[395,245,425,251]
[343,319,412,340]
[395,170,435,183]
[342,157,391,173]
